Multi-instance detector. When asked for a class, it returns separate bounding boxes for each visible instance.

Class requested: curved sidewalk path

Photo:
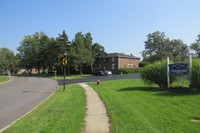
[79,83,110,133]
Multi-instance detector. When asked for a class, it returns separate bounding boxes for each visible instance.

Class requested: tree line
[0,31,200,74]
[0,31,106,75]
[142,31,200,64]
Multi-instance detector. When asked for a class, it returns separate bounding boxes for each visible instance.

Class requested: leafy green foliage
[70,32,94,74]
[17,31,105,75]
[17,32,53,72]
[190,58,200,90]
[190,33,200,57]
[0,48,16,74]
[118,68,142,74]
[142,31,189,63]
[92,43,106,57]
[141,60,175,89]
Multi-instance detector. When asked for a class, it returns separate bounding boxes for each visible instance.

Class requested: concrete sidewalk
[79,83,110,133]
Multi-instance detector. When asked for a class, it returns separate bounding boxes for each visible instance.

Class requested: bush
[141,60,175,89]
[118,68,142,74]
[190,58,200,90]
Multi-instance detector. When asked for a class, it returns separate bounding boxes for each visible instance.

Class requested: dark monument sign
[169,63,188,75]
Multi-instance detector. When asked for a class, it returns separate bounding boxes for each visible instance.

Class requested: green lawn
[88,79,200,133]
[0,76,10,83]
[3,85,86,133]
[51,74,92,80]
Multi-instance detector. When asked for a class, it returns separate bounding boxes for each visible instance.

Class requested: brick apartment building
[95,53,141,74]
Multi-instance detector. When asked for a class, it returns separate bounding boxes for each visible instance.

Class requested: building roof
[102,53,140,60]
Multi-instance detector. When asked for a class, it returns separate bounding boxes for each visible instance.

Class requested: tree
[142,31,169,62]
[17,32,51,74]
[70,32,94,75]
[84,32,95,72]
[142,31,189,62]
[167,39,189,61]
[92,43,106,57]
[190,33,200,57]
[0,48,16,74]
[55,30,70,74]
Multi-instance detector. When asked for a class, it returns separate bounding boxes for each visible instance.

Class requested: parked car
[103,70,112,75]
[96,71,105,76]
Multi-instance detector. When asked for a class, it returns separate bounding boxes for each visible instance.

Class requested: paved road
[0,77,58,130]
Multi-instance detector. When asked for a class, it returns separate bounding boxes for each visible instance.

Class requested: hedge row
[190,59,200,90]
[118,68,142,74]
[141,60,175,89]
[141,59,200,90]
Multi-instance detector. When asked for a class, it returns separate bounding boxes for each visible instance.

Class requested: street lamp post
[63,50,67,91]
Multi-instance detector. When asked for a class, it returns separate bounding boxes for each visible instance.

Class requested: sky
[0,0,200,58]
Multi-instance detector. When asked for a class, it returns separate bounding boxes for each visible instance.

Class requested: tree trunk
[79,65,82,75]
[90,64,94,73]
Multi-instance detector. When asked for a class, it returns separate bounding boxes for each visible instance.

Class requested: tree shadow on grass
[118,86,160,92]
[118,87,200,96]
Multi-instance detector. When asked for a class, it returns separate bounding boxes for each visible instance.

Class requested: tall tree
[0,48,15,74]
[17,32,50,73]
[142,31,189,62]
[56,30,70,74]
[70,32,94,75]
[167,39,189,61]
[190,33,200,57]
[84,32,95,72]
[142,31,169,62]
[92,43,106,57]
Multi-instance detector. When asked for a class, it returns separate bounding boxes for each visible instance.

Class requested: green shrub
[118,68,142,74]
[190,58,200,90]
[141,60,175,89]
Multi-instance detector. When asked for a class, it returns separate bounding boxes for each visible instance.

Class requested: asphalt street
[0,77,58,130]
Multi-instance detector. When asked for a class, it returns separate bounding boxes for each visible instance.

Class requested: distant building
[95,53,141,74]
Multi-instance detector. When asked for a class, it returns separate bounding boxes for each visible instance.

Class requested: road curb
[0,85,59,133]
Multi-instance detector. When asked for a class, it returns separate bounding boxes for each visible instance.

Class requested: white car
[103,70,112,75]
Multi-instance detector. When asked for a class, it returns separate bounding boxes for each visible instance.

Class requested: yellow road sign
[62,58,67,65]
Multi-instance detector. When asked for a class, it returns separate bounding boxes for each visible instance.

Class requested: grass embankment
[3,85,86,133]
[88,79,200,133]
[0,76,10,83]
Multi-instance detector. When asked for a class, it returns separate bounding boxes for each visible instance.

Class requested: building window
[112,57,115,62]
[112,64,115,70]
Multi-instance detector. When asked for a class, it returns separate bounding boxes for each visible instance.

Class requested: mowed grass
[3,84,86,133]
[51,74,92,80]
[88,79,200,133]
[0,76,10,83]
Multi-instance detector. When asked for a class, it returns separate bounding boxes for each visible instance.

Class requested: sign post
[62,58,67,91]
[167,57,170,88]
[189,54,192,85]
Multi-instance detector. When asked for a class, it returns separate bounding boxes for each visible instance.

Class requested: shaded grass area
[88,79,200,133]
[3,84,86,133]
[0,76,10,83]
